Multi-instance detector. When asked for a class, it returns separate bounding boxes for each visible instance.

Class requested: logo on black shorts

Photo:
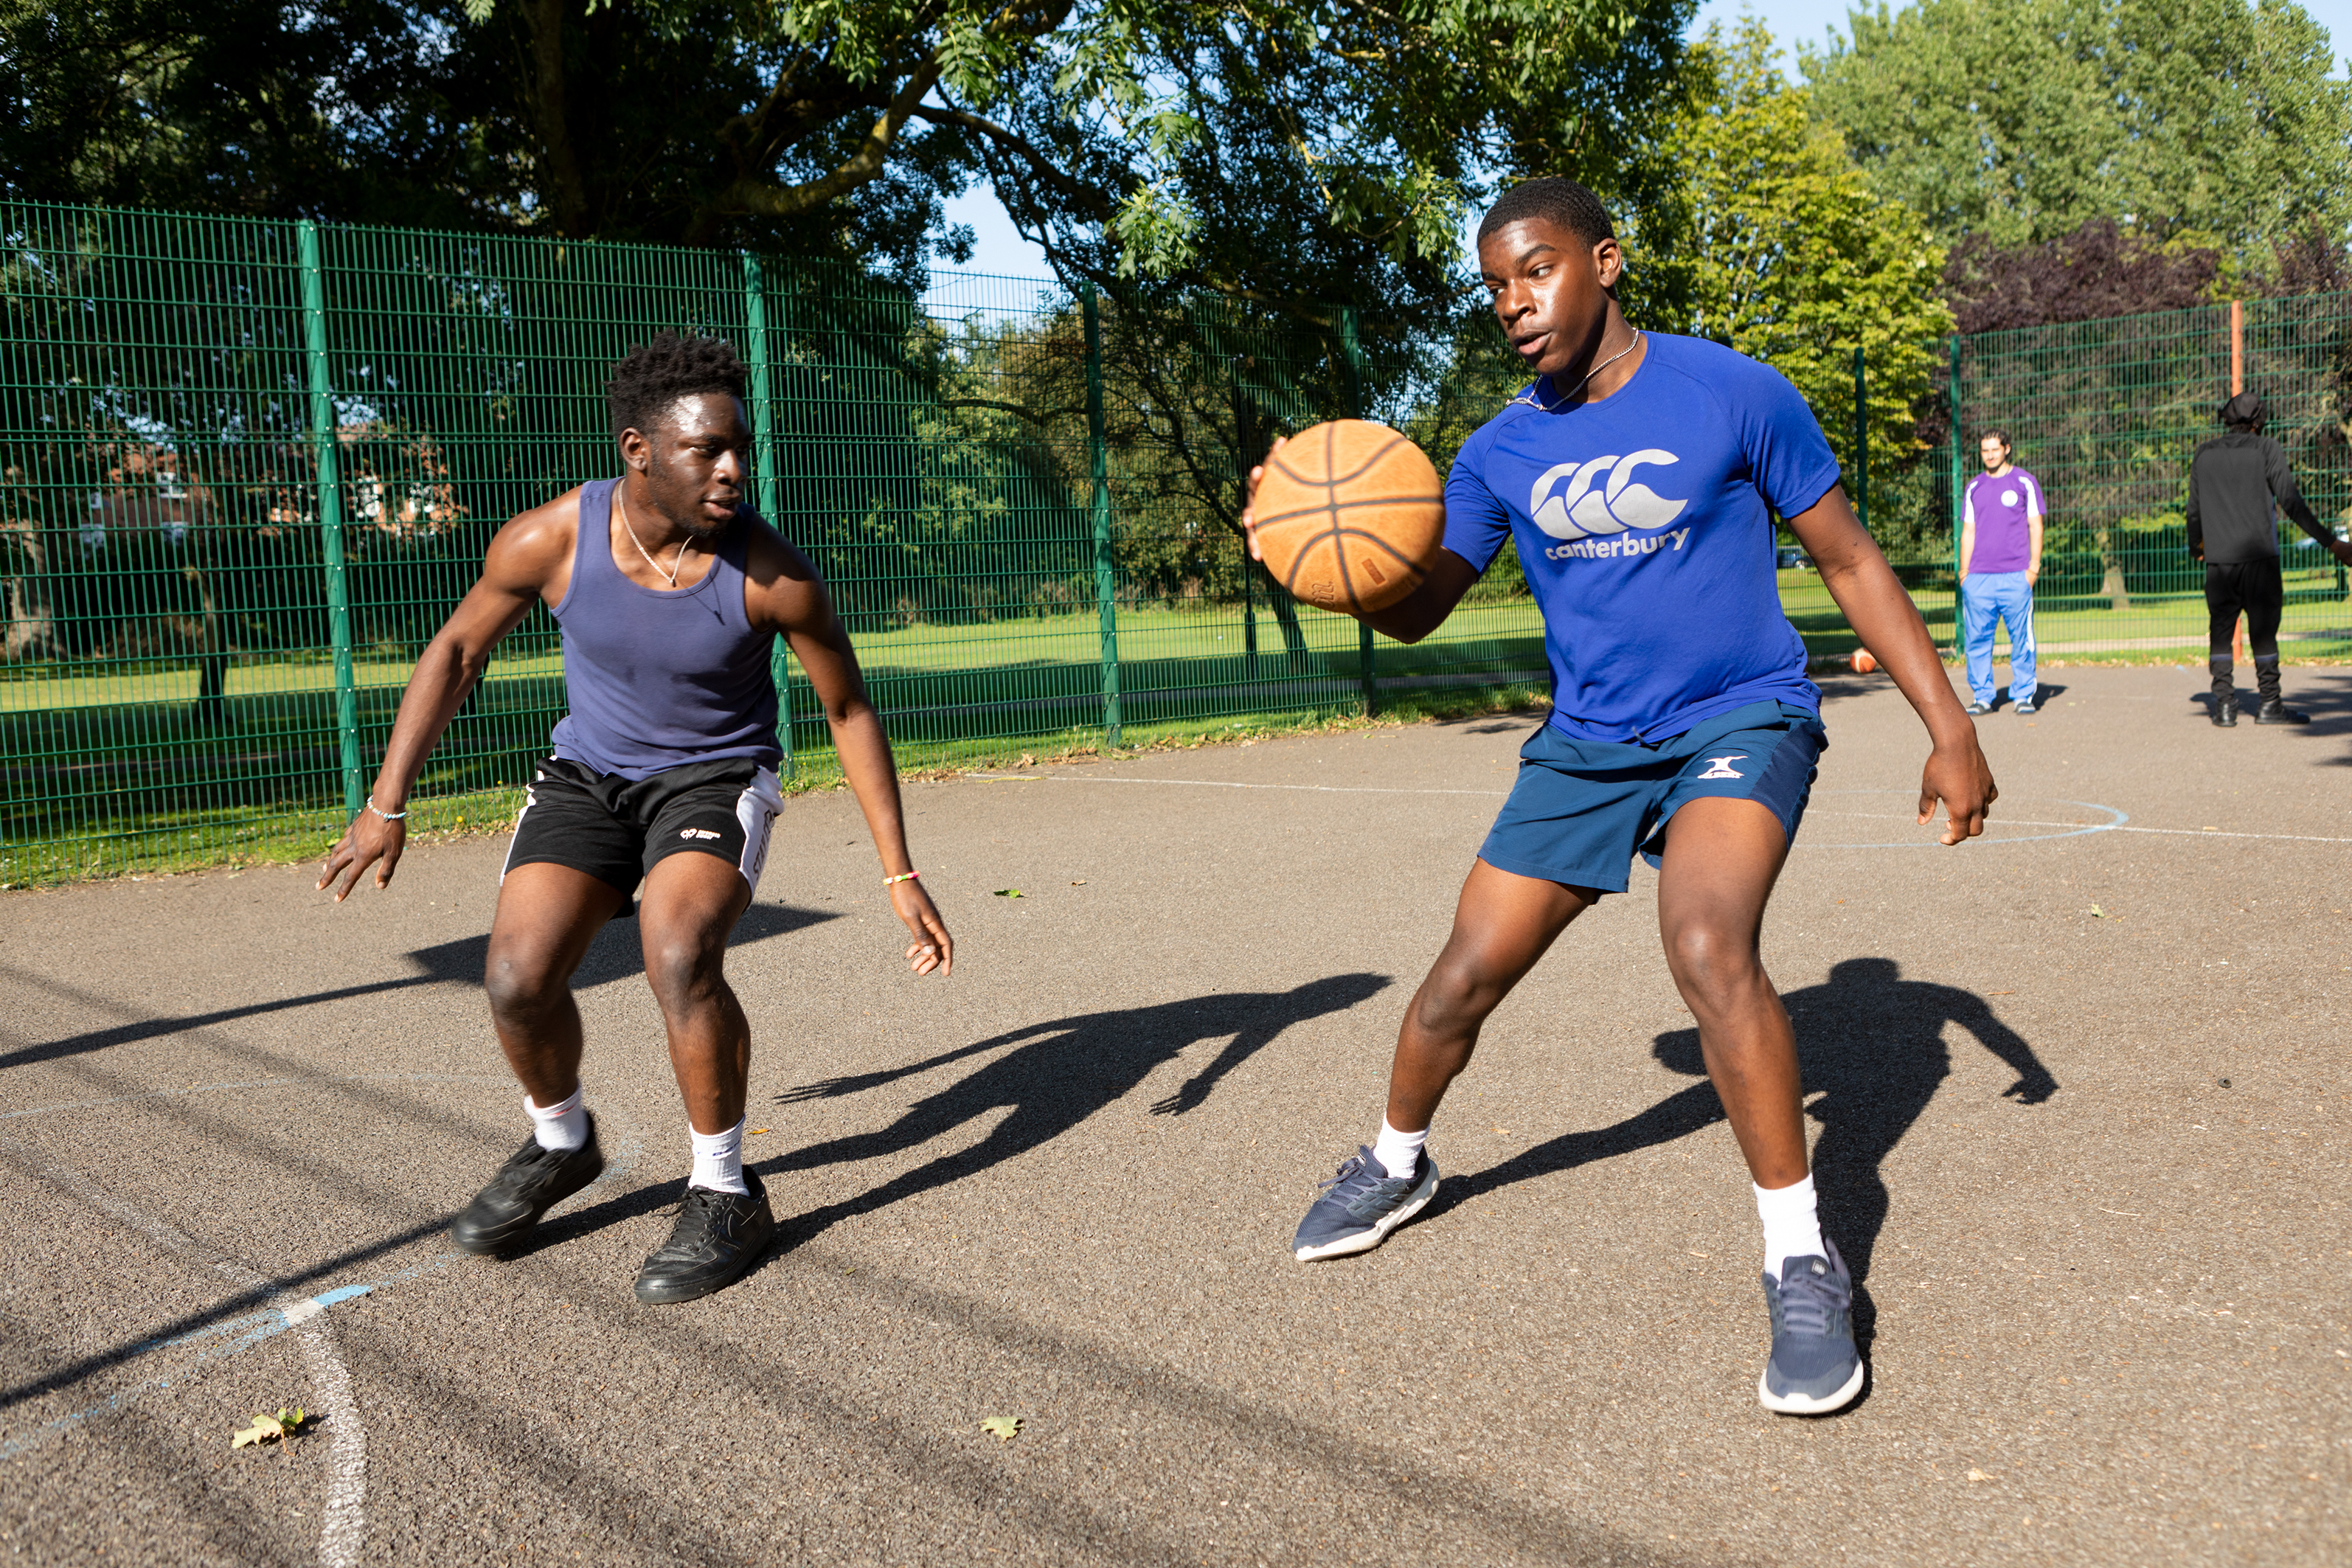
[679,827,721,840]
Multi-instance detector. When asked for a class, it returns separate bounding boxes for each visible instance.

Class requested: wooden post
[2230,299,2244,395]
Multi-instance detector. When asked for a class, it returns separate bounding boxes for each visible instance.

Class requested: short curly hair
[1476,178,1616,251]
[606,331,749,442]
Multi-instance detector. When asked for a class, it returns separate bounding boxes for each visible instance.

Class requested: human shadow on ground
[0,901,833,1071]
[742,974,1392,1250]
[1423,957,2053,1353]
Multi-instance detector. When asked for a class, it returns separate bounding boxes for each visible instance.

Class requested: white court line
[0,1135,367,1568]
[1002,774,2352,847]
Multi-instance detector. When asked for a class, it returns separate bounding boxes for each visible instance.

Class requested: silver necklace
[1510,330,1645,412]
[616,485,693,587]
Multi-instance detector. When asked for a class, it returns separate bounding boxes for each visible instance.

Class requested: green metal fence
[4,199,2347,884]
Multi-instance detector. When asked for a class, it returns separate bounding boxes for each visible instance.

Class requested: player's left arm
[2025,476,2044,586]
[1787,486,1997,846]
[2268,445,2352,564]
[746,526,952,976]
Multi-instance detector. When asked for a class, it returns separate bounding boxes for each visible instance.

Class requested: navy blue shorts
[1478,700,1826,894]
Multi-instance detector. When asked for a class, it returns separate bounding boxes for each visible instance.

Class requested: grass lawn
[10,571,2347,885]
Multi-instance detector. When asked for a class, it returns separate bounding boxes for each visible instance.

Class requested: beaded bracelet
[366,798,409,822]
[882,870,920,886]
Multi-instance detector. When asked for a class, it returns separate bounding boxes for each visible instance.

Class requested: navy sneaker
[1758,1240,1865,1414]
[449,1114,606,1255]
[634,1170,777,1305]
[1291,1145,1438,1262]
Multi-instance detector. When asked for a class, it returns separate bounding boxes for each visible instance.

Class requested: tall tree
[1803,0,2352,257]
[1636,19,1954,504]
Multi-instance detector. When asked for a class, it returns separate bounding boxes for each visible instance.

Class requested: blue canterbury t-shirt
[1443,332,1844,743]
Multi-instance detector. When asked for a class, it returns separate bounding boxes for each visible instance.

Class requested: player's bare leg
[1291,861,1597,1262]
[451,863,627,1255]
[631,849,777,1304]
[1653,797,1805,1188]
[1384,861,1600,1133]
[1657,794,1862,1412]
[482,863,628,1108]
[636,850,754,1136]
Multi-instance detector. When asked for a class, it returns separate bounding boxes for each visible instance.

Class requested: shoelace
[1775,1261,1850,1337]
[1315,1154,1405,1213]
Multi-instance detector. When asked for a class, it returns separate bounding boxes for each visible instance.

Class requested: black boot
[2210,656,2238,726]
[2252,656,2307,724]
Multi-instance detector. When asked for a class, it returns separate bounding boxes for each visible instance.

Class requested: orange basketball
[1850,649,1879,674]
[1252,420,1446,615]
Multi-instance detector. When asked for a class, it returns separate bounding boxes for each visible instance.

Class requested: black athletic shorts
[502,756,784,900]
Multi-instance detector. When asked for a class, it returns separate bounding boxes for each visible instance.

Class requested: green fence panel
[7,196,2345,884]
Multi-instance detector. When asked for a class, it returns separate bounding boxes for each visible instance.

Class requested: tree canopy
[1637,20,1953,490]
[1803,0,2352,258]
[1,0,1699,316]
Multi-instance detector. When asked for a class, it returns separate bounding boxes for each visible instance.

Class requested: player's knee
[1415,953,1508,1033]
[1663,920,1759,1005]
[642,934,726,1012]
[482,945,566,1022]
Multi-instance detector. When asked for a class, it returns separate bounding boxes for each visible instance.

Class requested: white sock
[1372,1119,1428,1179]
[689,1117,749,1195]
[1755,1173,1825,1280]
[524,1087,589,1153]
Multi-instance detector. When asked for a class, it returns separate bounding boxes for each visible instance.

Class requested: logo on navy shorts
[1696,754,1748,780]
[679,827,721,840]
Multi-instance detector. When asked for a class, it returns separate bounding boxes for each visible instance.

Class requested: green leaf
[993,888,1024,898]
[979,1415,1022,1440]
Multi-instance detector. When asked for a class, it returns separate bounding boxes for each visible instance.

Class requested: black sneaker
[2212,698,2238,727]
[634,1170,777,1305]
[450,1114,606,1255]
[2254,699,2309,725]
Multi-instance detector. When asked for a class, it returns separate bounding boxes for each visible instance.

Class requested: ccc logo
[1527,450,1688,540]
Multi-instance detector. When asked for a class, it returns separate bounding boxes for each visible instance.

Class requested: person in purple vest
[316,333,954,1305]
[1958,431,2044,715]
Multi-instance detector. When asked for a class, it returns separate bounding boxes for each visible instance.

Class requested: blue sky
[939,0,2352,279]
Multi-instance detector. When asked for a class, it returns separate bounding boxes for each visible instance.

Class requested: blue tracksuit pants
[1963,571,2036,705]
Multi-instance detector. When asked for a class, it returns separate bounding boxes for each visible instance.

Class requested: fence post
[1339,308,1376,715]
[742,252,794,781]
[1851,344,1869,533]
[2230,299,2244,395]
[1080,283,1122,747]
[297,219,364,822]
[1947,336,1965,631]
[1230,378,1260,674]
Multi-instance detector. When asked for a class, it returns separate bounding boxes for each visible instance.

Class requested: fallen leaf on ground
[2089,905,2106,917]
[748,1128,769,1136]
[1987,990,2015,996]
[1967,1468,1993,1482]
[1069,879,1088,886]
[232,1406,308,1450]
[993,889,1024,898]
[979,1415,1023,1441]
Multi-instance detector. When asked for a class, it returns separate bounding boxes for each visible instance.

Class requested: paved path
[2,664,2348,1566]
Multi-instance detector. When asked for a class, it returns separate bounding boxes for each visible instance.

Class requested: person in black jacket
[2188,392,2352,726]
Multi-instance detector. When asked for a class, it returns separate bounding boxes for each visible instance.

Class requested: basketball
[1251,420,1446,615]
[1850,649,1879,674]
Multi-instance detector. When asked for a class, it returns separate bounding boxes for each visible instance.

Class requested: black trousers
[2206,559,2283,661]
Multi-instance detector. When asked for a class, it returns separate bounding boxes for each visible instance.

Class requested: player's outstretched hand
[892,878,954,976]
[1238,435,1289,563]
[317,810,404,901]
[1918,731,1997,846]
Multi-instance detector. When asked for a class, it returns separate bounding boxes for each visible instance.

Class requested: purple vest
[547,478,782,780]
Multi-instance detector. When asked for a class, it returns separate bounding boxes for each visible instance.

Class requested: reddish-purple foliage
[2275,221,2352,298]
[1943,220,2220,335]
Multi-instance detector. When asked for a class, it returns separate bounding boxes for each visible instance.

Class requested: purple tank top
[547,478,782,780]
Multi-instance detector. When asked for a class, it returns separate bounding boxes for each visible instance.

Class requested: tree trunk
[523,0,590,237]
[2095,525,2130,611]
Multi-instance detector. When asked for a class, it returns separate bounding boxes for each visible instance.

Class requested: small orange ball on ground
[1251,420,1446,615]
[1850,649,1879,674]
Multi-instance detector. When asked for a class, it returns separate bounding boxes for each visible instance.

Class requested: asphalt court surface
[2,662,2348,1566]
